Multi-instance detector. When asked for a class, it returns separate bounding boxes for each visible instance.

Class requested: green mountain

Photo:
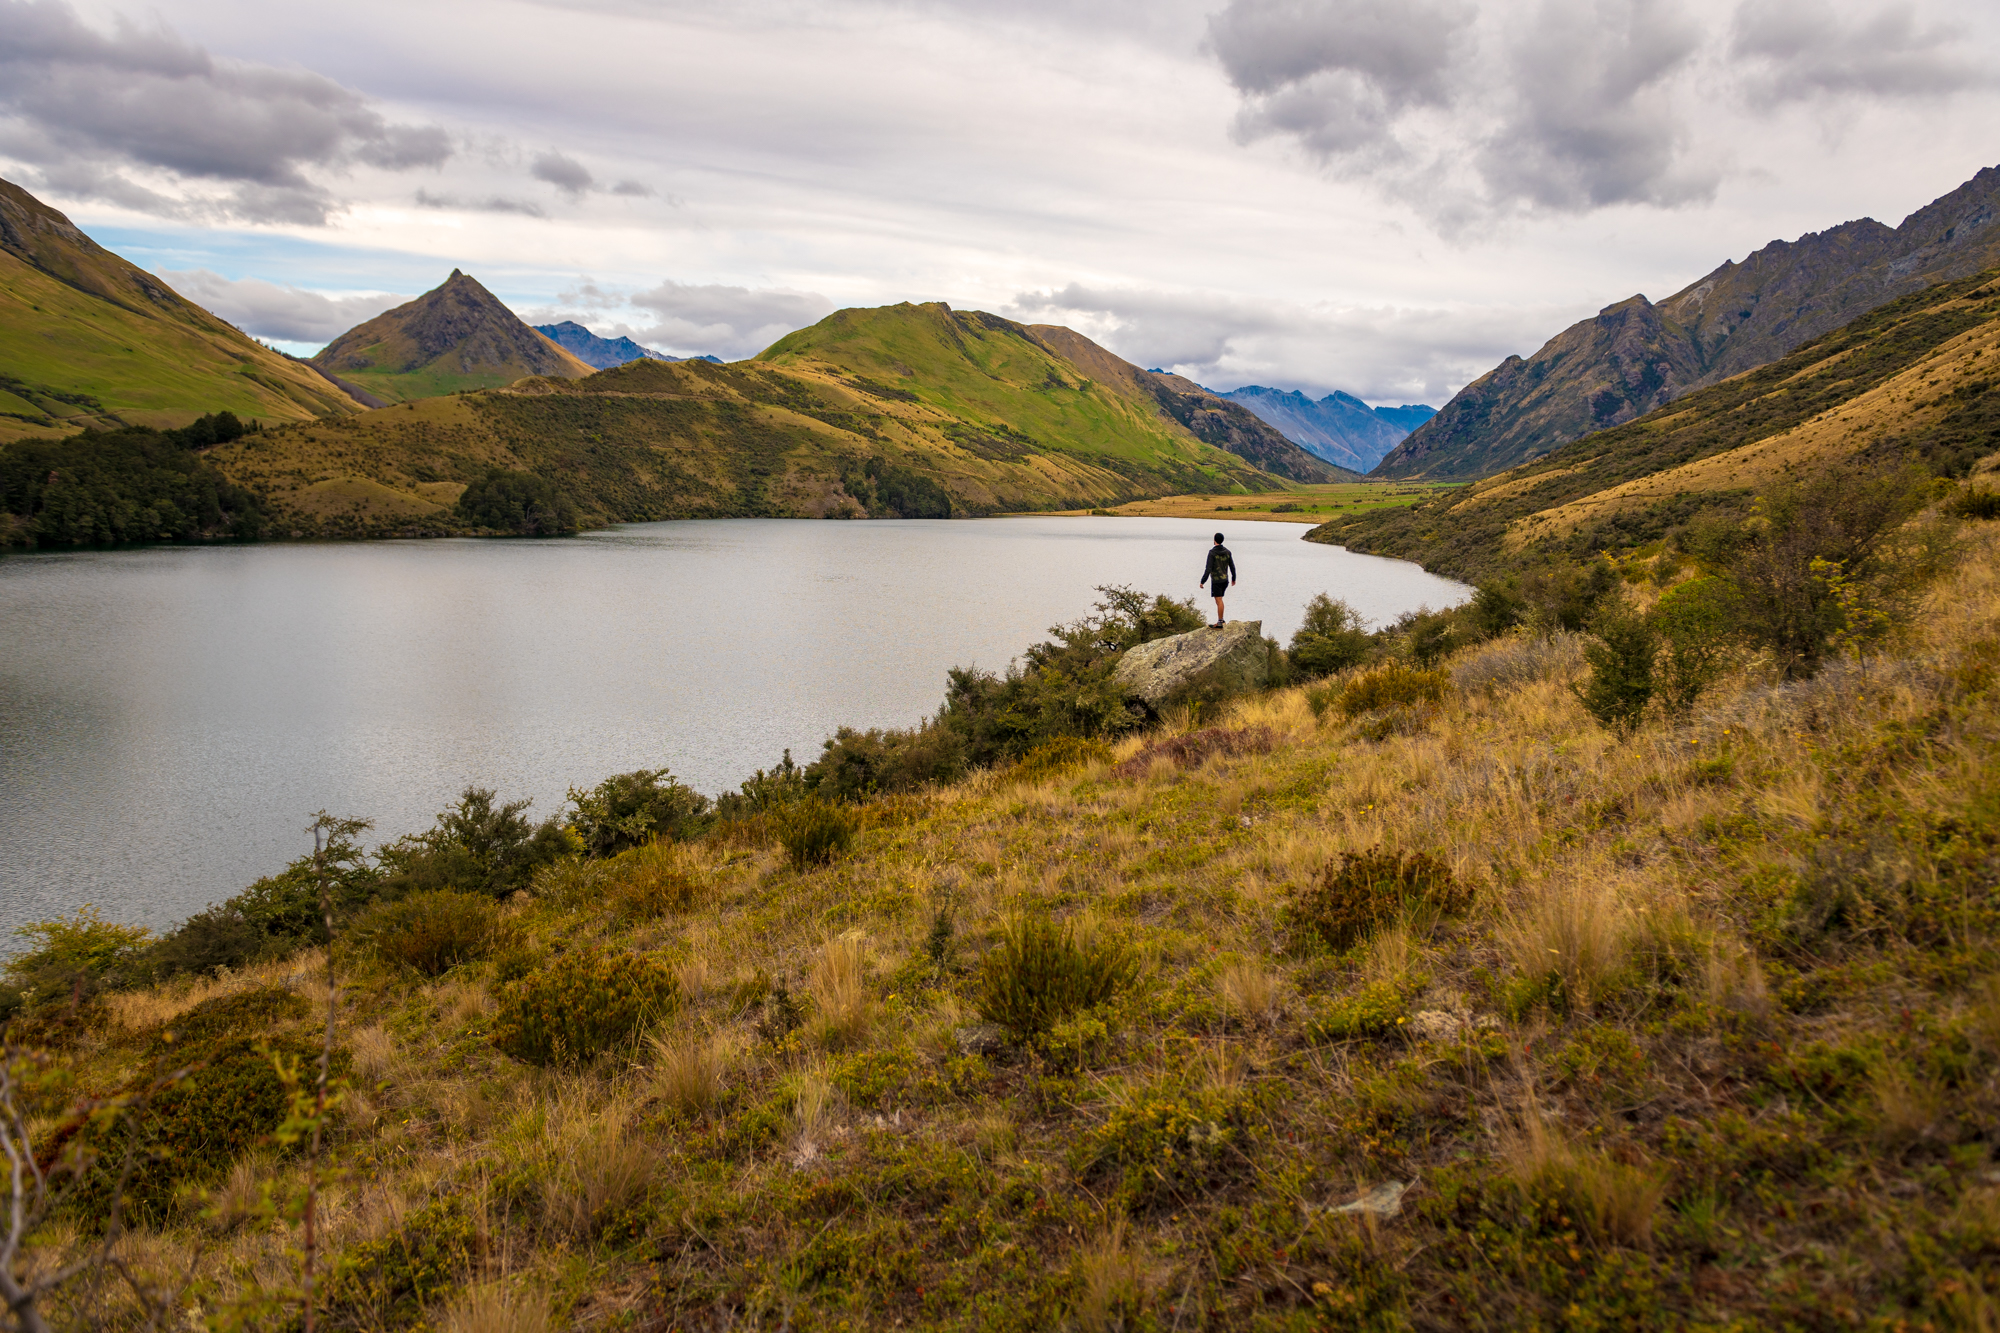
[310,270,595,404]
[207,304,1330,538]
[1313,268,2000,582]
[760,305,1346,484]
[0,178,363,443]
[1377,163,2000,480]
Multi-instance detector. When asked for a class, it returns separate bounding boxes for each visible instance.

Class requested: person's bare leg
[1214,595,1226,628]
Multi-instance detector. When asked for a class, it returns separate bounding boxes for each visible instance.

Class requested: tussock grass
[33,523,2000,1330]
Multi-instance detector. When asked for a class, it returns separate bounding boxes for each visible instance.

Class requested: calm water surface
[0,517,1466,936]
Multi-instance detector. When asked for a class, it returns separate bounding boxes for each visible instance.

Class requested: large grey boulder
[1112,621,1270,707]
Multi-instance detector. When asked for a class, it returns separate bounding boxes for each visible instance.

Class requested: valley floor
[35,527,2000,1331]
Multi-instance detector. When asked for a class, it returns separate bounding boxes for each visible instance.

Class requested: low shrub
[1949,485,2000,520]
[7,904,153,1001]
[975,916,1136,1038]
[1335,664,1450,718]
[1109,725,1276,779]
[774,797,856,871]
[492,948,678,1066]
[351,891,502,977]
[1576,601,1657,733]
[319,1198,477,1326]
[607,839,707,922]
[1287,847,1472,953]
[375,786,570,898]
[806,720,967,800]
[1006,736,1112,785]
[567,768,709,857]
[148,985,309,1055]
[1072,1085,1239,1207]
[66,1026,337,1226]
[1305,978,1420,1042]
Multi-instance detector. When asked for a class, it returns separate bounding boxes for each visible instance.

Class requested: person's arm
[1228,552,1238,584]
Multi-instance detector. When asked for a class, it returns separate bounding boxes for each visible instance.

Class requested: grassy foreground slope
[205,310,1313,537]
[1314,269,2000,583]
[39,518,2000,1330]
[0,179,363,442]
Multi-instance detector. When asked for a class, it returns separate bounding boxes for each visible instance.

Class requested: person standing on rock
[1201,532,1237,628]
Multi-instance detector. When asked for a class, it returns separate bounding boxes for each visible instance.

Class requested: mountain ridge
[532,320,724,370]
[1216,384,1434,471]
[205,301,1333,538]
[1314,267,2000,582]
[0,177,365,439]
[1376,163,2000,480]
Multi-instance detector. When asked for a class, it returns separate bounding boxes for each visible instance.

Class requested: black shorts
[1208,582,1229,597]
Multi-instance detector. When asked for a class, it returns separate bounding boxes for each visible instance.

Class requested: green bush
[1305,978,1420,1041]
[1650,576,1740,717]
[492,948,677,1066]
[1335,663,1450,718]
[606,839,707,921]
[1006,736,1112,785]
[806,721,967,800]
[351,891,502,977]
[376,786,569,898]
[1948,485,2000,520]
[1576,601,1657,734]
[974,916,1136,1038]
[1287,847,1471,953]
[318,1198,475,1326]
[68,1018,338,1227]
[1071,1085,1238,1207]
[774,797,857,871]
[567,768,709,857]
[7,905,153,1001]
[1288,594,1371,679]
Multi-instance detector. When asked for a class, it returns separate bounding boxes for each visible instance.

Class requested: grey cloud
[1008,282,1556,406]
[531,151,594,196]
[609,179,655,197]
[1476,0,1714,212]
[1730,0,1990,104]
[1209,0,1470,103]
[158,269,406,344]
[626,280,834,357]
[1208,0,1714,224]
[0,0,451,223]
[415,188,547,217]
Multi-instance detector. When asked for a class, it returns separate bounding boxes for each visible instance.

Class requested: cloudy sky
[4,0,1995,405]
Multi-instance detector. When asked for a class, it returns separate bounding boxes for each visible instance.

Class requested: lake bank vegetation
[4,452,1999,1329]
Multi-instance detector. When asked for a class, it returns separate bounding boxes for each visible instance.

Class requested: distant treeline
[1,415,264,549]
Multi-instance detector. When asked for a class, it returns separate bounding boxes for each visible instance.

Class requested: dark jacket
[1202,544,1236,588]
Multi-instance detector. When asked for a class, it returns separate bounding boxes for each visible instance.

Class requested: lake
[0,516,1466,937]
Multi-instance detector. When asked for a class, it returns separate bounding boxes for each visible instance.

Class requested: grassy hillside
[763,305,1347,485]
[0,179,364,442]
[1314,269,2000,584]
[311,270,595,406]
[206,312,1308,538]
[13,503,2000,1330]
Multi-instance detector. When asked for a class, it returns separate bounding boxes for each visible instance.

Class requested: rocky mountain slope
[0,178,363,443]
[1376,163,2000,480]
[207,303,1328,537]
[1313,268,2000,582]
[1218,385,1434,471]
[312,272,594,404]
